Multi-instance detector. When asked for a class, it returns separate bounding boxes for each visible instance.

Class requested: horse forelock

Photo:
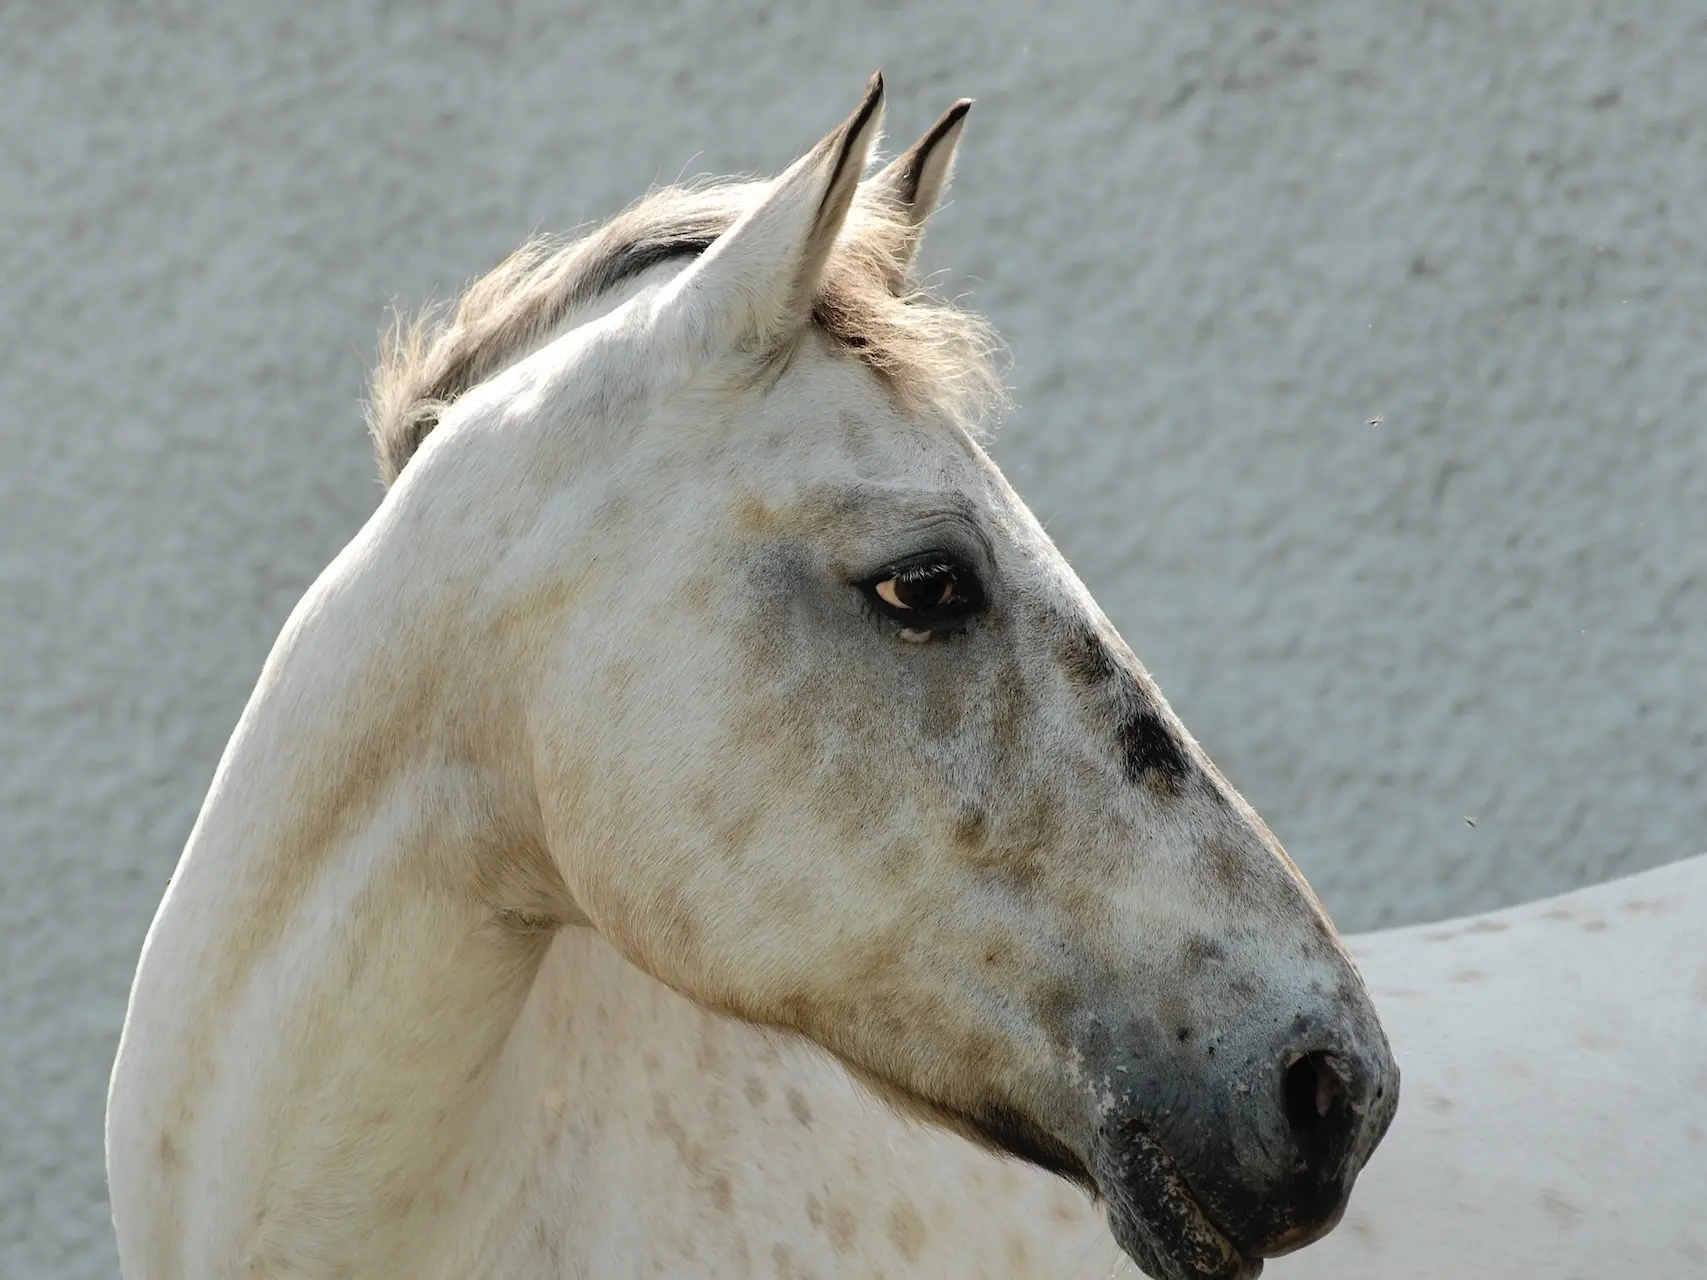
[366,176,1008,488]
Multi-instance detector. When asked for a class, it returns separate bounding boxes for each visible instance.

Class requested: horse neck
[489,925,1136,1277]
[108,483,575,1276]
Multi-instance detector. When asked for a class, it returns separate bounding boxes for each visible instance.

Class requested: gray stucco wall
[4,3,1702,1275]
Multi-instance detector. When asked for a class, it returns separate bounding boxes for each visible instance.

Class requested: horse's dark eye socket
[875,566,957,611]
[863,559,983,640]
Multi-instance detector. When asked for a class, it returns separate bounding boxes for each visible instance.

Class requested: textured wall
[3,2,1702,1274]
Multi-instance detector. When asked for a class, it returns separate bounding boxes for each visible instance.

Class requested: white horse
[107,78,1401,1280]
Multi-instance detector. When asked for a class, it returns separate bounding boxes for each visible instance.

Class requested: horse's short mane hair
[367,177,1007,486]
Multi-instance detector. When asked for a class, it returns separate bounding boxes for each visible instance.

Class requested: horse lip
[1093,1122,1261,1280]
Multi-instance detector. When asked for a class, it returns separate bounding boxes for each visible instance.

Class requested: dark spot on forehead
[1060,626,1116,686]
[1117,706,1191,788]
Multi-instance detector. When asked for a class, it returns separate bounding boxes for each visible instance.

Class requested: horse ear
[868,98,972,287]
[655,73,885,361]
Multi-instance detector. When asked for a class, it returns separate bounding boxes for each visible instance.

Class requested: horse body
[1273,851,1707,1278]
[447,924,1131,1278]
[109,80,1398,1280]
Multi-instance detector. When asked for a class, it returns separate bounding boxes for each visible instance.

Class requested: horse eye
[875,566,958,611]
[862,559,983,636]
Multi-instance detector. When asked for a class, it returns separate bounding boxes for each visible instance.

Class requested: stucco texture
[3,2,1702,1274]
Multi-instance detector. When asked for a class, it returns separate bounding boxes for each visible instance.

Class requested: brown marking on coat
[990,658,1028,755]
[743,1075,769,1108]
[786,1087,814,1129]
[1580,918,1609,933]
[1202,836,1266,908]
[1423,929,1458,943]
[1060,626,1116,687]
[648,1092,707,1177]
[1032,974,1082,1045]
[1450,968,1484,983]
[1183,935,1226,974]
[1007,1232,1033,1270]
[1048,1188,1086,1226]
[695,1031,725,1074]
[714,808,762,858]
[1540,1189,1583,1224]
[756,875,814,927]
[591,489,633,528]
[1540,905,1574,922]
[963,924,1009,971]
[680,572,715,616]
[1623,897,1668,914]
[734,494,776,534]
[996,836,1044,894]
[607,659,637,698]
[770,1242,815,1280]
[708,1173,733,1213]
[381,1184,419,1222]
[648,881,702,960]
[156,1132,179,1170]
[887,1200,929,1261]
[476,569,594,647]
[1426,1090,1453,1113]
[1010,793,1062,882]
[827,1201,860,1252]
[951,808,989,854]
[1464,918,1508,934]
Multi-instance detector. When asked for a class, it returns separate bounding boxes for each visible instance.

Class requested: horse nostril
[1281,1050,1352,1145]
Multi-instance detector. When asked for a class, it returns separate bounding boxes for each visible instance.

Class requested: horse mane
[366,176,1007,487]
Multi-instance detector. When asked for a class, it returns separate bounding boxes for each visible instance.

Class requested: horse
[106,76,1399,1280]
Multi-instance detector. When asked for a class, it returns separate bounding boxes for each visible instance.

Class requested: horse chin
[1091,1126,1262,1280]
[909,1091,1260,1280]
[845,1069,1261,1280]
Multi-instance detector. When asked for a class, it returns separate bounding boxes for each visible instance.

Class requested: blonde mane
[366,178,1008,486]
